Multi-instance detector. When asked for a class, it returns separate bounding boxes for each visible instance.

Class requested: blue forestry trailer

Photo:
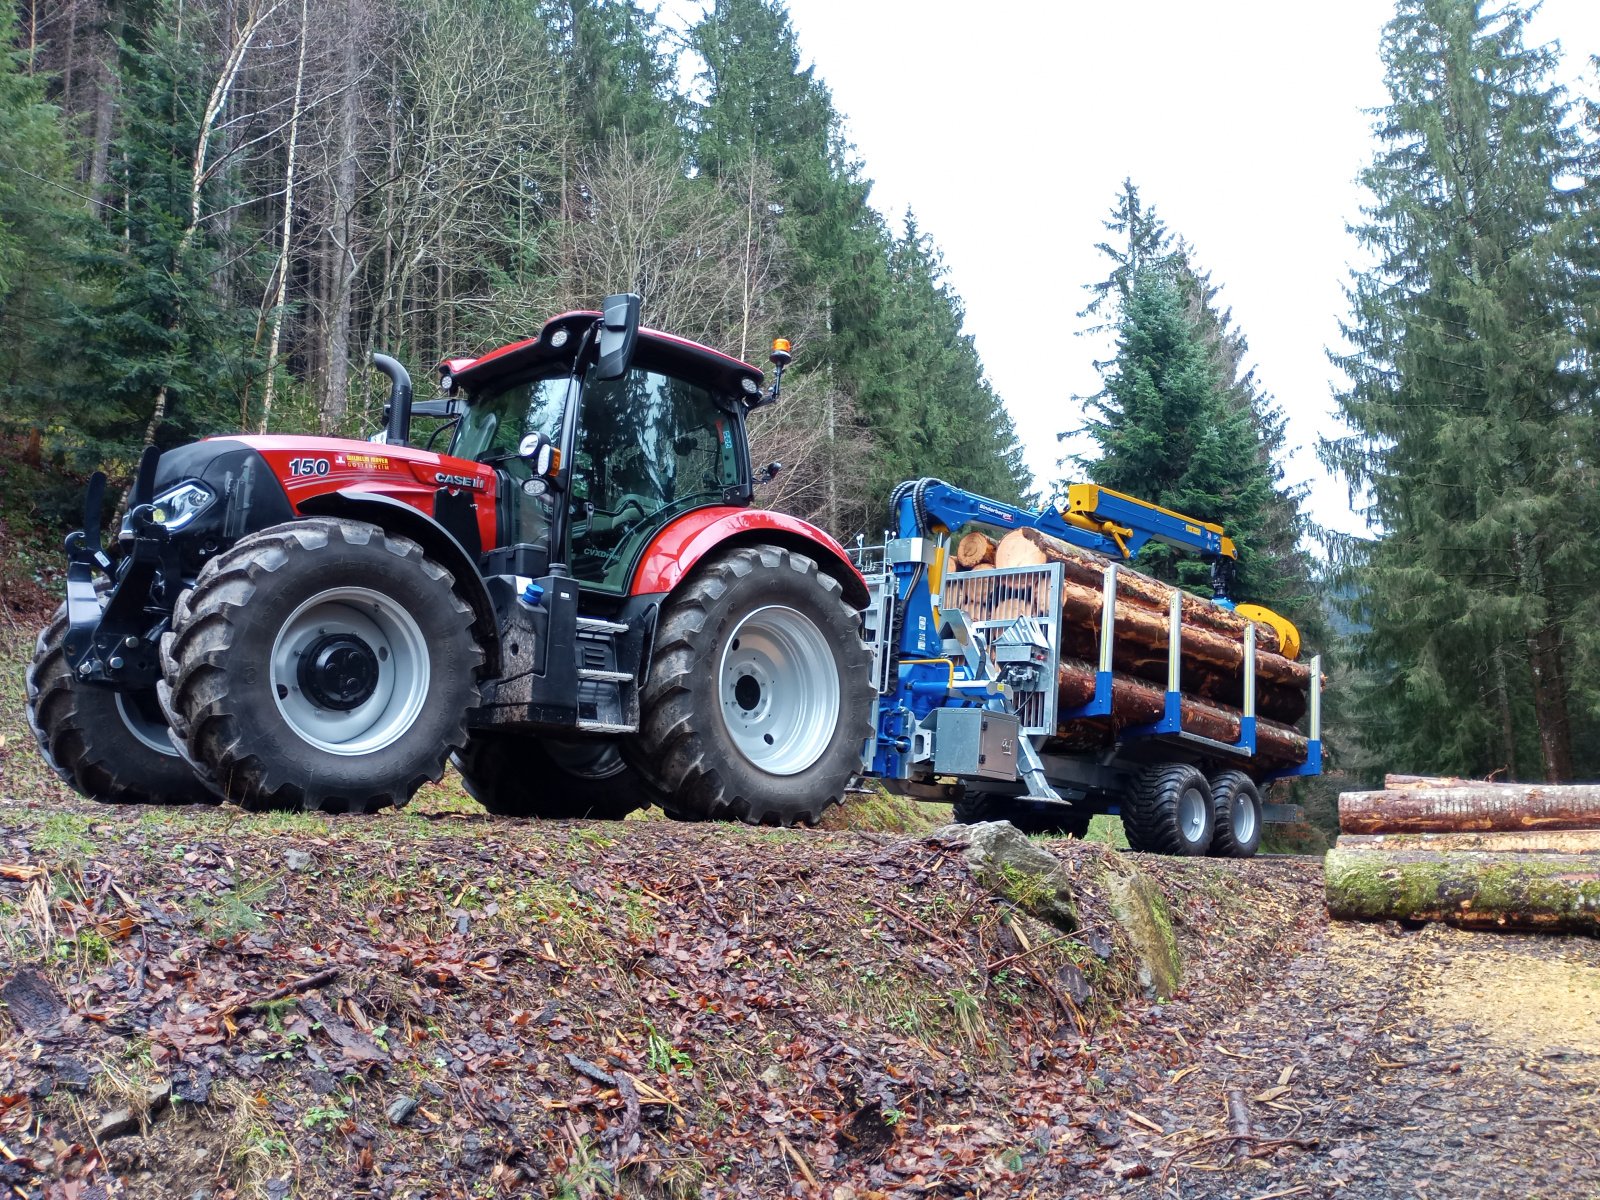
[854,477,1322,857]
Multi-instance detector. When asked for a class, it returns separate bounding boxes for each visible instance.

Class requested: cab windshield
[451,360,744,591]
[569,363,743,589]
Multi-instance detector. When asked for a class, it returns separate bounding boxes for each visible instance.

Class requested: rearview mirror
[594,292,642,381]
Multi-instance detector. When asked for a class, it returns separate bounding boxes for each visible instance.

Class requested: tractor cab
[437,298,780,592]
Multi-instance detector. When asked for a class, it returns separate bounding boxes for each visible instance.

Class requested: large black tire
[26,599,216,806]
[452,735,658,819]
[1124,763,1215,856]
[952,789,1094,838]
[164,518,482,813]
[627,545,874,825]
[1209,770,1263,858]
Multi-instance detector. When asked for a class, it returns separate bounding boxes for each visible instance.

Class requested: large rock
[934,821,1182,999]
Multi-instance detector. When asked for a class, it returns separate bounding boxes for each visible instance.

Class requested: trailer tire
[165,518,482,813]
[27,598,217,806]
[953,790,1094,838]
[628,545,873,826]
[1208,770,1262,858]
[1125,763,1214,856]
[452,735,657,820]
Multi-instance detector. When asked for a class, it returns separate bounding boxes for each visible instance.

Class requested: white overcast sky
[667,0,1600,539]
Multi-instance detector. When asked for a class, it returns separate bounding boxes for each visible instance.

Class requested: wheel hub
[268,586,430,757]
[298,633,380,711]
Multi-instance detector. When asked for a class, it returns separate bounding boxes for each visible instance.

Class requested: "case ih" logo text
[434,471,484,490]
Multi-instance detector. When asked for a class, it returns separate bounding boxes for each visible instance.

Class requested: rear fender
[632,508,869,609]
[295,489,501,676]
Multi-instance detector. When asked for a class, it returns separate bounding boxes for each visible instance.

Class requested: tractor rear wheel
[26,599,217,806]
[1208,770,1262,858]
[628,545,873,825]
[452,735,656,820]
[164,518,482,813]
[1124,763,1214,856]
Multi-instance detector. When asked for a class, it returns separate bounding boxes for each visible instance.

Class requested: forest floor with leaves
[3,571,1597,1200]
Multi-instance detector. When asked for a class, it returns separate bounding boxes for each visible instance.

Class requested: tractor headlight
[149,481,216,531]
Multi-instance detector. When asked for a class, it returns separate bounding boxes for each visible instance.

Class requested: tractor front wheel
[452,735,657,820]
[26,600,217,806]
[628,546,873,825]
[164,518,482,812]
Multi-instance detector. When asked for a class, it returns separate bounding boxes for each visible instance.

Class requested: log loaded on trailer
[28,296,1321,853]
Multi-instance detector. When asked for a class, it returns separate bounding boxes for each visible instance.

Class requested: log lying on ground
[1336,830,1600,854]
[1339,783,1600,834]
[1052,658,1308,766]
[1324,847,1600,933]
[994,526,1283,655]
[953,531,997,569]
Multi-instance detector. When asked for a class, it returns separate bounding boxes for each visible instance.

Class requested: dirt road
[1093,917,1600,1200]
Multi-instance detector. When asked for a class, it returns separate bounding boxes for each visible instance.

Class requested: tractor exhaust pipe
[373,353,413,447]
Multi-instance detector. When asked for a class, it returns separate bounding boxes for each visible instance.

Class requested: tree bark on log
[1339,784,1600,834]
[1324,847,1600,933]
[1052,659,1308,765]
[953,531,997,569]
[1335,830,1600,854]
[994,527,1283,654]
[952,530,1312,722]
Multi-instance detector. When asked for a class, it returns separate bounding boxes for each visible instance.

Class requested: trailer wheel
[1208,770,1262,858]
[26,599,217,806]
[1125,763,1214,856]
[452,735,657,820]
[165,518,482,813]
[628,545,873,826]
[953,790,1093,838]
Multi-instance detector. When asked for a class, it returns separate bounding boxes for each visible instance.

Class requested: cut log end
[953,531,998,569]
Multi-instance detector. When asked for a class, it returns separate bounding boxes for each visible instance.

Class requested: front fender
[631,507,869,609]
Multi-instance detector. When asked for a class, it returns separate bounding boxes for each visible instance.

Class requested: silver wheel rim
[718,604,840,776]
[116,690,178,757]
[1233,788,1258,845]
[1179,784,1209,844]
[269,587,430,756]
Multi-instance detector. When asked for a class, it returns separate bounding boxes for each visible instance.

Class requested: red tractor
[29,296,875,823]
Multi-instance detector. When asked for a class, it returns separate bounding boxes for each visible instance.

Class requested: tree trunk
[1510,531,1574,781]
[1335,830,1600,854]
[258,0,310,433]
[950,534,1312,722]
[994,527,1283,654]
[953,531,997,568]
[1324,847,1600,933]
[1339,782,1600,834]
[1051,658,1308,766]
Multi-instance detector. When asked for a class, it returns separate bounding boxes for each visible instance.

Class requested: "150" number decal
[288,457,331,477]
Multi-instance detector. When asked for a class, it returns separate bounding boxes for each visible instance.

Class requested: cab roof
[439,311,765,398]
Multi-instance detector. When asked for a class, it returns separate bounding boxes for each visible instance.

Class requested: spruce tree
[0,2,84,425]
[1323,0,1598,779]
[61,0,258,454]
[1068,182,1313,612]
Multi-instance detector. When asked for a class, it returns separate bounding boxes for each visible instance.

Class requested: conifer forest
[0,0,1597,791]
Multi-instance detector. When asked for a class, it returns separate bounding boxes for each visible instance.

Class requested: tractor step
[575,719,638,734]
[576,616,630,635]
[577,668,634,683]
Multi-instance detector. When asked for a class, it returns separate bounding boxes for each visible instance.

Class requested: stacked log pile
[1325,774,1600,934]
[942,527,1312,766]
